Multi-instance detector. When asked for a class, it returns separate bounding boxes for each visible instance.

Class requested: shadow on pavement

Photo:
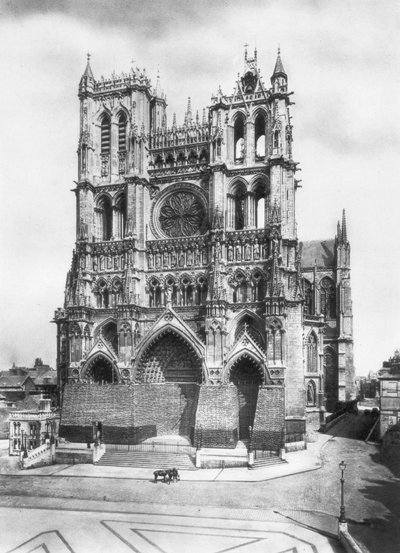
[349,477,400,553]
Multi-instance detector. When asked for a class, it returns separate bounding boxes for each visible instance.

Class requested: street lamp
[339,460,347,523]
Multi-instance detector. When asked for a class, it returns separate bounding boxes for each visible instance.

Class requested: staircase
[248,456,287,470]
[96,450,197,470]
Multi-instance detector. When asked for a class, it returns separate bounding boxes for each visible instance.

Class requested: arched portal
[229,356,262,441]
[84,354,118,383]
[137,331,202,383]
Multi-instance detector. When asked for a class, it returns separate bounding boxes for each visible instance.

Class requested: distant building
[377,349,400,437]
[8,398,59,456]
[1,359,57,406]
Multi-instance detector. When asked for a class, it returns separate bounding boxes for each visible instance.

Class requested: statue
[228,244,233,261]
[245,243,251,261]
[236,244,241,261]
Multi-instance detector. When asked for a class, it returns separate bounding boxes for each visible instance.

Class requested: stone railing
[93,442,106,463]
[10,412,51,421]
[21,442,55,469]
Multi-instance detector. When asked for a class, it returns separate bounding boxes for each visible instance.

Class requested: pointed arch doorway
[229,356,263,441]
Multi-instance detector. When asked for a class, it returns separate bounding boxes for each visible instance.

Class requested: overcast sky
[0,0,399,375]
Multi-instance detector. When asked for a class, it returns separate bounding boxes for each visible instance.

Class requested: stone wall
[194,386,239,448]
[251,386,285,452]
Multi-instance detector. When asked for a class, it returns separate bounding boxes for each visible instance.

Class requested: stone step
[97,450,197,470]
[248,457,286,469]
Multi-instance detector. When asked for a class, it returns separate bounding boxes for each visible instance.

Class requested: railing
[285,432,305,444]
[107,441,196,456]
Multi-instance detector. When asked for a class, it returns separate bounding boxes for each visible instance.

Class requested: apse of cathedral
[54,48,355,453]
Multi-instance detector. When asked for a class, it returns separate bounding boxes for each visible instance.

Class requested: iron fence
[107,441,196,455]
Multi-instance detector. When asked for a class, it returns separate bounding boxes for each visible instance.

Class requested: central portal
[229,357,262,441]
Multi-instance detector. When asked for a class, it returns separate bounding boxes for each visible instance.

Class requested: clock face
[159,191,206,238]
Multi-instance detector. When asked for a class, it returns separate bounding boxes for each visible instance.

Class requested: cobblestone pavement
[0,414,399,552]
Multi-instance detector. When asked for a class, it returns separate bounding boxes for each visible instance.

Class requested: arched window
[307,380,317,406]
[233,272,247,303]
[320,277,336,319]
[199,149,208,164]
[188,150,197,165]
[149,278,162,307]
[97,279,109,308]
[252,270,264,301]
[96,196,112,240]
[253,181,266,229]
[267,319,283,364]
[234,116,245,162]
[118,112,127,151]
[254,113,266,159]
[114,194,126,239]
[111,278,123,306]
[196,275,208,304]
[306,333,318,373]
[304,279,313,315]
[166,153,174,168]
[69,323,82,362]
[100,114,111,154]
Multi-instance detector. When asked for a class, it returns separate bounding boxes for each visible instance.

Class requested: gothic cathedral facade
[54,49,355,453]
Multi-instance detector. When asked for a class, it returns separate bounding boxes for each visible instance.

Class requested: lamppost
[339,460,347,523]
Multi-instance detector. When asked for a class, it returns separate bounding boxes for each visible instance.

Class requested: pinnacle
[82,52,94,80]
[341,209,347,243]
[272,47,286,77]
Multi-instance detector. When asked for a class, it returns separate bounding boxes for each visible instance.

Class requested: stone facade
[54,49,355,453]
[378,349,400,437]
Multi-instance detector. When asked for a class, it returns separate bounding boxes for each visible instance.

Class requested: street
[0,414,399,552]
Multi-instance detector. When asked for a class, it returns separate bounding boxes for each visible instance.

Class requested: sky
[0,0,399,375]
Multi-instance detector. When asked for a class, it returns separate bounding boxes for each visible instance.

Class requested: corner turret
[79,53,94,98]
[271,48,287,94]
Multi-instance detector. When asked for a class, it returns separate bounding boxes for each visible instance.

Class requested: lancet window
[96,279,109,308]
[304,279,313,315]
[320,277,336,319]
[233,272,247,303]
[234,115,245,162]
[114,194,126,239]
[267,319,283,365]
[100,114,111,154]
[69,323,82,362]
[149,278,162,307]
[306,332,318,373]
[254,112,266,159]
[96,196,112,241]
[118,112,127,151]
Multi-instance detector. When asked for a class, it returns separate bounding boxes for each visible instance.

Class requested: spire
[202,108,207,125]
[337,220,341,241]
[154,68,162,98]
[185,97,192,125]
[172,112,177,128]
[195,110,199,125]
[341,209,347,243]
[82,52,94,80]
[272,47,287,78]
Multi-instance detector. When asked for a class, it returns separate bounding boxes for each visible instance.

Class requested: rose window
[159,192,206,237]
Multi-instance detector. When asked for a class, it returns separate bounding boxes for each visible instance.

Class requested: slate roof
[0,375,31,389]
[300,239,335,269]
[34,370,57,386]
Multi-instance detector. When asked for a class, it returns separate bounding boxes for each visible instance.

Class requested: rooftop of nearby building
[0,374,33,389]
[300,239,335,269]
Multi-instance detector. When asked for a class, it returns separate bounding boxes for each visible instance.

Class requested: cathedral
[54,48,355,459]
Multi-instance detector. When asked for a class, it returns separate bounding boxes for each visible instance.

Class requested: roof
[272,50,286,77]
[300,239,335,269]
[0,375,32,389]
[10,396,41,411]
[34,370,57,386]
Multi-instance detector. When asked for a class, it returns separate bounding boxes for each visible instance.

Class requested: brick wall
[60,383,199,444]
[251,386,285,452]
[195,386,239,448]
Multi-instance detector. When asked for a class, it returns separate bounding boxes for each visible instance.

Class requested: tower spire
[341,209,347,243]
[272,46,286,78]
[82,52,94,80]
